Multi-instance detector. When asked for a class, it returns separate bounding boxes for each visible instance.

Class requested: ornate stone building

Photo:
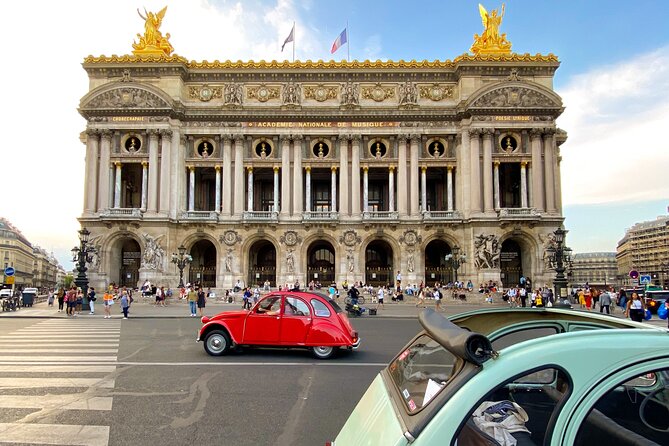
[570,252,618,289]
[78,8,567,292]
[617,216,669,287]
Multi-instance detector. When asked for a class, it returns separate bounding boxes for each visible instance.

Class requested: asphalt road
[0,316,421,446]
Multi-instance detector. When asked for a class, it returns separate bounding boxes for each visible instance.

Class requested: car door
[280,296,312,345]
[242,295,282,344]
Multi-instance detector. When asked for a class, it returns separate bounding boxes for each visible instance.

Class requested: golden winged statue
[470,3,512,55]
[132,6,174,57]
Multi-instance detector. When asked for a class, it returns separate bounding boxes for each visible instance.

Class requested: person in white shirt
[433,287,442,311]
[377,286,385,309]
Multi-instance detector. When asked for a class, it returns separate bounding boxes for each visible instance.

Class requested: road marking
[12,330,121,334]
[0,348,118,354]
[0,423,110,446]
[0,395,113,410]
[0,365,116,373]
[0,356,117,362]
[0,341,119,346]
[0,335,120,340]
[0,377,115,389]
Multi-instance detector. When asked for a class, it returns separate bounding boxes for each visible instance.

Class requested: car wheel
[312,346,336,359]
[204,330,231,356]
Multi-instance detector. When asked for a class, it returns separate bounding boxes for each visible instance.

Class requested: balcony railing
[243,211,279,222]
[100,208,144,218]
[497,208,540,218]
[180,211,219,222]
[422,210,462,221]
[303,211,339,221]
[363,210,399,220]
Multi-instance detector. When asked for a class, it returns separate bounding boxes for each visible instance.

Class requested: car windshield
[388,334,459,414]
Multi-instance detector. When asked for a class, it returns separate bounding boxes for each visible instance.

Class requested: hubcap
[207,334,225,353]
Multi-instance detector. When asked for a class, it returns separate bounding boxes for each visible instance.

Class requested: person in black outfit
[348,285,360,305]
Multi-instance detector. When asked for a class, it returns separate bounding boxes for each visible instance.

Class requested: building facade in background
[78,8,567,292]
[617,216,669,287]
[570,252,618,289]
[0,218,65,291]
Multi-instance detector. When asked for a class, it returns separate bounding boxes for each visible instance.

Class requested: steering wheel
[639,386,669,432]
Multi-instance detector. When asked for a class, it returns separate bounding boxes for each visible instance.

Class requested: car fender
[199,321,240,344]
[306,320,351,346]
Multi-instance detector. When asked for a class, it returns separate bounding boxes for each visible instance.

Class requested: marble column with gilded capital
[458,130,471,213]
[520,161,528,209]
[233,137,244,216]
[84,130,99,214]
[389,166,395,213]
[362,166,369,213]
[159,130,172,214]
[141,161,148,211]
[147,130,159,212]
[188,166,195,212]
[305,167,312,213]
[215,166,221,213]
[338,137,349,216]
[482,130,494,213]
[530,129,545,211]
[493,161,501,210]
[447,166,454,211]
[397,136,408,216]
[280,137,291,216]
[469,129,482,213]
[113,162,122,208]
[293,137,304,215]
[543,130,556,213]
[247,167,254,212]
[222,136,232,216]
[420,166,427,212]
[331,166,337,212]
[273,166,280,213]
[97,131,112,211]
[351,136,361,216]
[410,136,420,215]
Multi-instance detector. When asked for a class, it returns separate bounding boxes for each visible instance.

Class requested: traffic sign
[4,267,14,277]
[629,270,639,279]
[5,276,14,285]
[640,275,652,285]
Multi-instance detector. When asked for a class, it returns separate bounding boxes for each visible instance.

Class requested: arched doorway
[189,240,217,288]
[307,241,335,285]
[365,240,393,287]
[425,240,453,286]
[500,239,523,288]
[248,240,276,287]
[115,238,141,288]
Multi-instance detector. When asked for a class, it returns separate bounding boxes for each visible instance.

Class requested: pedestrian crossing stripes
[0,319,121,446]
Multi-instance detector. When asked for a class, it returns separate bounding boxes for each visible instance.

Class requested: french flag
[331,28,347,54]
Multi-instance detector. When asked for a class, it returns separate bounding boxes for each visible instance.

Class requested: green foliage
[63,275,74,288]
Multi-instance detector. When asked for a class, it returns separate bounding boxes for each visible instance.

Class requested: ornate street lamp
[171,245,192,288]
[71,227,96,310]
[445,245,467,283]
[546,227,573,308]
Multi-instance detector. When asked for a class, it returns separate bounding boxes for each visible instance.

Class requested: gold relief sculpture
[470,3,512,55]
[419,84,454,101]
[133,6,174,57]
[361,83,395,102]
[304,85,338,102]
[247,85,280,102]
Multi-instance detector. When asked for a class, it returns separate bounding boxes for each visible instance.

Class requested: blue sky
[1,0,668,269]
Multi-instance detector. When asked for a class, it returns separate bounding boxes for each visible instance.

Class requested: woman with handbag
[625,292,645,323]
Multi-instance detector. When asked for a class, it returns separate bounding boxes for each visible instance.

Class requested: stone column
[247,167,254,212]
[140,161,148,211]
[530,129,545,211]
[170,133,184,219]
[188,166,195,211]
[331,166,337,212]
[338,137,349,216]
[556,146,563,214]
[83,130,99,214]
[458,130,471,213]
[293,136,303,215]
[281,137,291,216]
[543,130,556,213]
[469,129,482,213]
[397,136,408,216]
[158,130,172,214]
[410,135,420,215]
[447,166,454,211]
[362,166,369,213]
[482,129,494,213]
[147,130,159,212]
[273,166,280,213]
[215,166,221,213]
[97,130,112,211]
[222,136,232,216]
[520,161,528,208]
[493,161,501,210]
[305,167,312,212]
[351,136,361,216]
[233,136,244,216]
[113,162,122,208]
[389,166,395,213]
[420,166,427,212]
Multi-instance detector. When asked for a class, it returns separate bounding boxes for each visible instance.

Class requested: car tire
[312,346,336,359]
[204,330,231,356]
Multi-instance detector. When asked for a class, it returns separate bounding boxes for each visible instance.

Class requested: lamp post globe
[171,245,192,288]
[72,227,96,310]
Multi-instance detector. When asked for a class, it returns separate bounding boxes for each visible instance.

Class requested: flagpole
[292,21,295,62]
[347,20,350,62]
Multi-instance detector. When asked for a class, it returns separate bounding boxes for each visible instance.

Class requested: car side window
[492,327,560,351]
[311,299,331,317]
[574,368,669,445]
[284,297,310,317]
[455,367,570,446]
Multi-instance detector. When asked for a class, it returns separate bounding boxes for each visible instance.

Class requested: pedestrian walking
[625,292,645,323]
[377,286,385,309]
[433,287,442,311]
[75,288,84,315]
[197,287,206,317]
[120,289,130,319]
[57,289,65,312]
[242,287,252,310]
[103,287,114,318]
[67,286,77,316]
[599,290,612,314]
[584,288,593,311]
[87,287,96,315]
[47,289,55,307]
[188,286,198,316]
[415,287,426,307]
[519,287,527,307]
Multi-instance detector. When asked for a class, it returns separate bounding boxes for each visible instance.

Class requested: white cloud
[557,46,669,205]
